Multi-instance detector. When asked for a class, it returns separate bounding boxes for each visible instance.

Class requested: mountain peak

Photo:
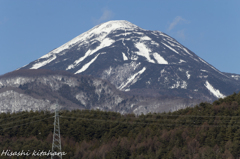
[39,20,141,57]
[93,20,141,33]
[20,20,240,102]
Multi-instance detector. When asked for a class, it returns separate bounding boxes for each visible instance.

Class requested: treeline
[0,92,240,158]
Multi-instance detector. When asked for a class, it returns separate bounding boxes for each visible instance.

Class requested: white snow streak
[153,53,168,64]
[140,36,151,41]
[115,32,132,37]
[118,67,146,90]
[204,81,225,98]
[198,57,210,66]
[169,81,187,89]
[122,52,128,61]
[186,71,191,79]
[32,20,137,70]
[181,81,187,89]
[135,42,155,63]
[121,29,131,57]
[183,48,192,56]
[161,69,165,74]
[161,42,179,54]
[179,59,186,63]
[75,53,100,74]
[200,69,208,72]
[125,89,130,91]
[52,20,140,54]
[30,55,56,69]
[231,75,240,80]
[170,81,180,89]
[67,38,114,70]
[89,20,140,35]
[158,32,172,38]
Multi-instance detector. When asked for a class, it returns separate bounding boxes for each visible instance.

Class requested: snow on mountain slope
[75,53,101,74]
[118,66,146,91]
[0,69,201,114]
[0,90,51,113]
[204,81,226,98]
[153,53,168,64]
[20,20,240,102]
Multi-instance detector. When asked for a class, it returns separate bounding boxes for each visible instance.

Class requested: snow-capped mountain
[20,20,240,102]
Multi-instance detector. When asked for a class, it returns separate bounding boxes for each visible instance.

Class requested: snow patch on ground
[157,32,172,38]
[118,67,146,90]
[122,52,128,61]
[153,53,168,64]
[166,41,184,52]
[0,90,51,113]
[178,68,183,72]
[186,71,191,79]
[67,38,114,70]
[181,81,187,89]
[101,61,141,89]
[161,42,179,54]
[200,69,208,72]
[191,57,199,62]
[140,36,151,41]
[199,57,228,78]
[161,69,165,74]
[150,40,159,46]
[115,32,132,37]
[179,59,186,63]
[75,53,101,74]
[125,89,130,91]
[169,81,180,89]
[169,80,187,89]
[204,81,225,98]
[52,20,141,56]
[199,75,208,78]
[231,75,240,80]
[30,55,56,69]
[135,42,155,63]
[183,48,192,56]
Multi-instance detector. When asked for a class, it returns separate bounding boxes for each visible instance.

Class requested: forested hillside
[1,92,240,159]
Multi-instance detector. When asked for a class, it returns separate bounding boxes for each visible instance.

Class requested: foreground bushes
[1,92,240,158]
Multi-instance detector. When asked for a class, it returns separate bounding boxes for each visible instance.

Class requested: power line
[0,114,52,127]
[61,110,240,118]
[0,116,53,130]
[60,116,240,128]
[59,113,240,123]
[0,112,34,121]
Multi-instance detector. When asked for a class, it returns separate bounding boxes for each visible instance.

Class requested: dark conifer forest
[1,92,240,158]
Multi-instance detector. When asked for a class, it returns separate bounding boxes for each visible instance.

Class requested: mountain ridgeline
[1,20,240,114]
[19,20,240,103]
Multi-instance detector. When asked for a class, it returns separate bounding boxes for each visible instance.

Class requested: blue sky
[0,0,240,75]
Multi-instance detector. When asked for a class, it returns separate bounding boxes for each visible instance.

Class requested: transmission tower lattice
[51,101,62,159]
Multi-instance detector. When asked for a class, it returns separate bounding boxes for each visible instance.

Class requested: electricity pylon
[51,101,62,159]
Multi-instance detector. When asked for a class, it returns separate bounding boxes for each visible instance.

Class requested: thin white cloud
[93,8,114,25]
[176,30,186,40]
[168,16,188,31]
